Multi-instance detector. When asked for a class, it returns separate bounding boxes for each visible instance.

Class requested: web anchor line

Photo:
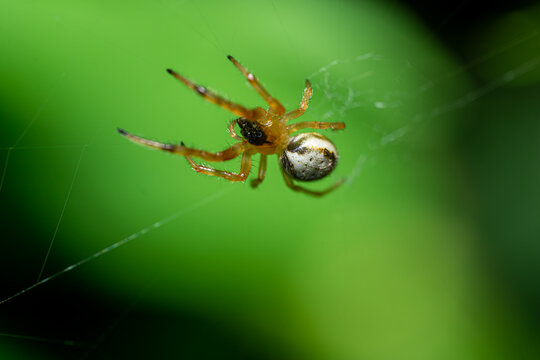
[36,145,87,282]
[0,332,87,347]
[0,188,231,306]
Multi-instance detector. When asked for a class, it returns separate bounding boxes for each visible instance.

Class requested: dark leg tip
[117,128,128,135]
[166,68,174,74]
[227,55,233,60]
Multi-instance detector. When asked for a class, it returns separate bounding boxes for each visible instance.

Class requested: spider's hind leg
[250,154,267,188]
[281,168,344,197]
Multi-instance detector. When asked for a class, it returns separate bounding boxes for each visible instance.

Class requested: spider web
[0,0,539,358]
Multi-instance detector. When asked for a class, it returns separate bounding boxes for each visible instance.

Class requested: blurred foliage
[0,0,538,359]
[466,3,540,86]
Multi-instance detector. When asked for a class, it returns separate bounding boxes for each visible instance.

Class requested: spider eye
[237,118,268,146]
[280,133,339,181]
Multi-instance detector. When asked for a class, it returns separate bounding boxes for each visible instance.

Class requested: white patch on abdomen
[280,133,339,181]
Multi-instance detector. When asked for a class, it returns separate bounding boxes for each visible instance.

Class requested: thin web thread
[309,25,539,125]
[81,295,142,358]
[0,145,85,151]
[1,3,538,347]
[0,332,86,347]
[36,145,87,282]
[307,47,540,186]
[0,188,231,306]
[0,149,12,196]
[193,2,227,55]
[380,55,540,145]
[420,29,538,93]
[0,72,66,197]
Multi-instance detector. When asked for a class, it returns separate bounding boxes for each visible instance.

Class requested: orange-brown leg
[227,55,286,116]
[287,121,346,134]
[281,168,345,197]
[282,80,313,122]
[167,69,264,120]
[250,154,267,188]
[118,128,247,161]
[229,119,243,140]
[185,152,252,182]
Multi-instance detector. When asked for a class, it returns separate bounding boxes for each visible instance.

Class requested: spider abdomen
[280,133,338,181]
[237,119,267,145]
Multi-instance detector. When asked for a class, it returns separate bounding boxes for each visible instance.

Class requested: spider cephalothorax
[118,55,345,196]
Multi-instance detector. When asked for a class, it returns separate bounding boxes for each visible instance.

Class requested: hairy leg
[281,168,344,197]
[227,55,285,116]
[118,128,247,161]
[167,69,264,120]
[287,121,345,134]
[250,154,267,188]
[282,80,313,122]
[185,152,252,182]
[229,119,243,140]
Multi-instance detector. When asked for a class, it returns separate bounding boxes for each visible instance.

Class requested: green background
[1,0,539,359]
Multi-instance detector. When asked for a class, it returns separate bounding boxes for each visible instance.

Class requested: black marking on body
[279,153,295,177]
[323,148,336,161]
[310,133,327,140]
[292,147,309,155]
[237,118,268,145]
[280,142,338,182]
[286,137,304,153]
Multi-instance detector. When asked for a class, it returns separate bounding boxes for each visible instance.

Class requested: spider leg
[281,167,345,197]
[282,80,313,122]
[167,69,263,120]
[287,121,346,134]
[250,154,267,188]
[118,128,247,161]
[185,152,252,182]
[228,119,243,140]
[227,55,286,116]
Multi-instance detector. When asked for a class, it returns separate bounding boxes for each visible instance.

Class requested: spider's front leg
[118,128,247,161]
[185,152,252,182]
[282,79,313,122]
[228,119,243,141]
[167,69,265,121]
[227,55,286,116]
[280,168,344,197]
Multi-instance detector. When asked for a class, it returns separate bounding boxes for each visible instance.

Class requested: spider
[118,56,346,197]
